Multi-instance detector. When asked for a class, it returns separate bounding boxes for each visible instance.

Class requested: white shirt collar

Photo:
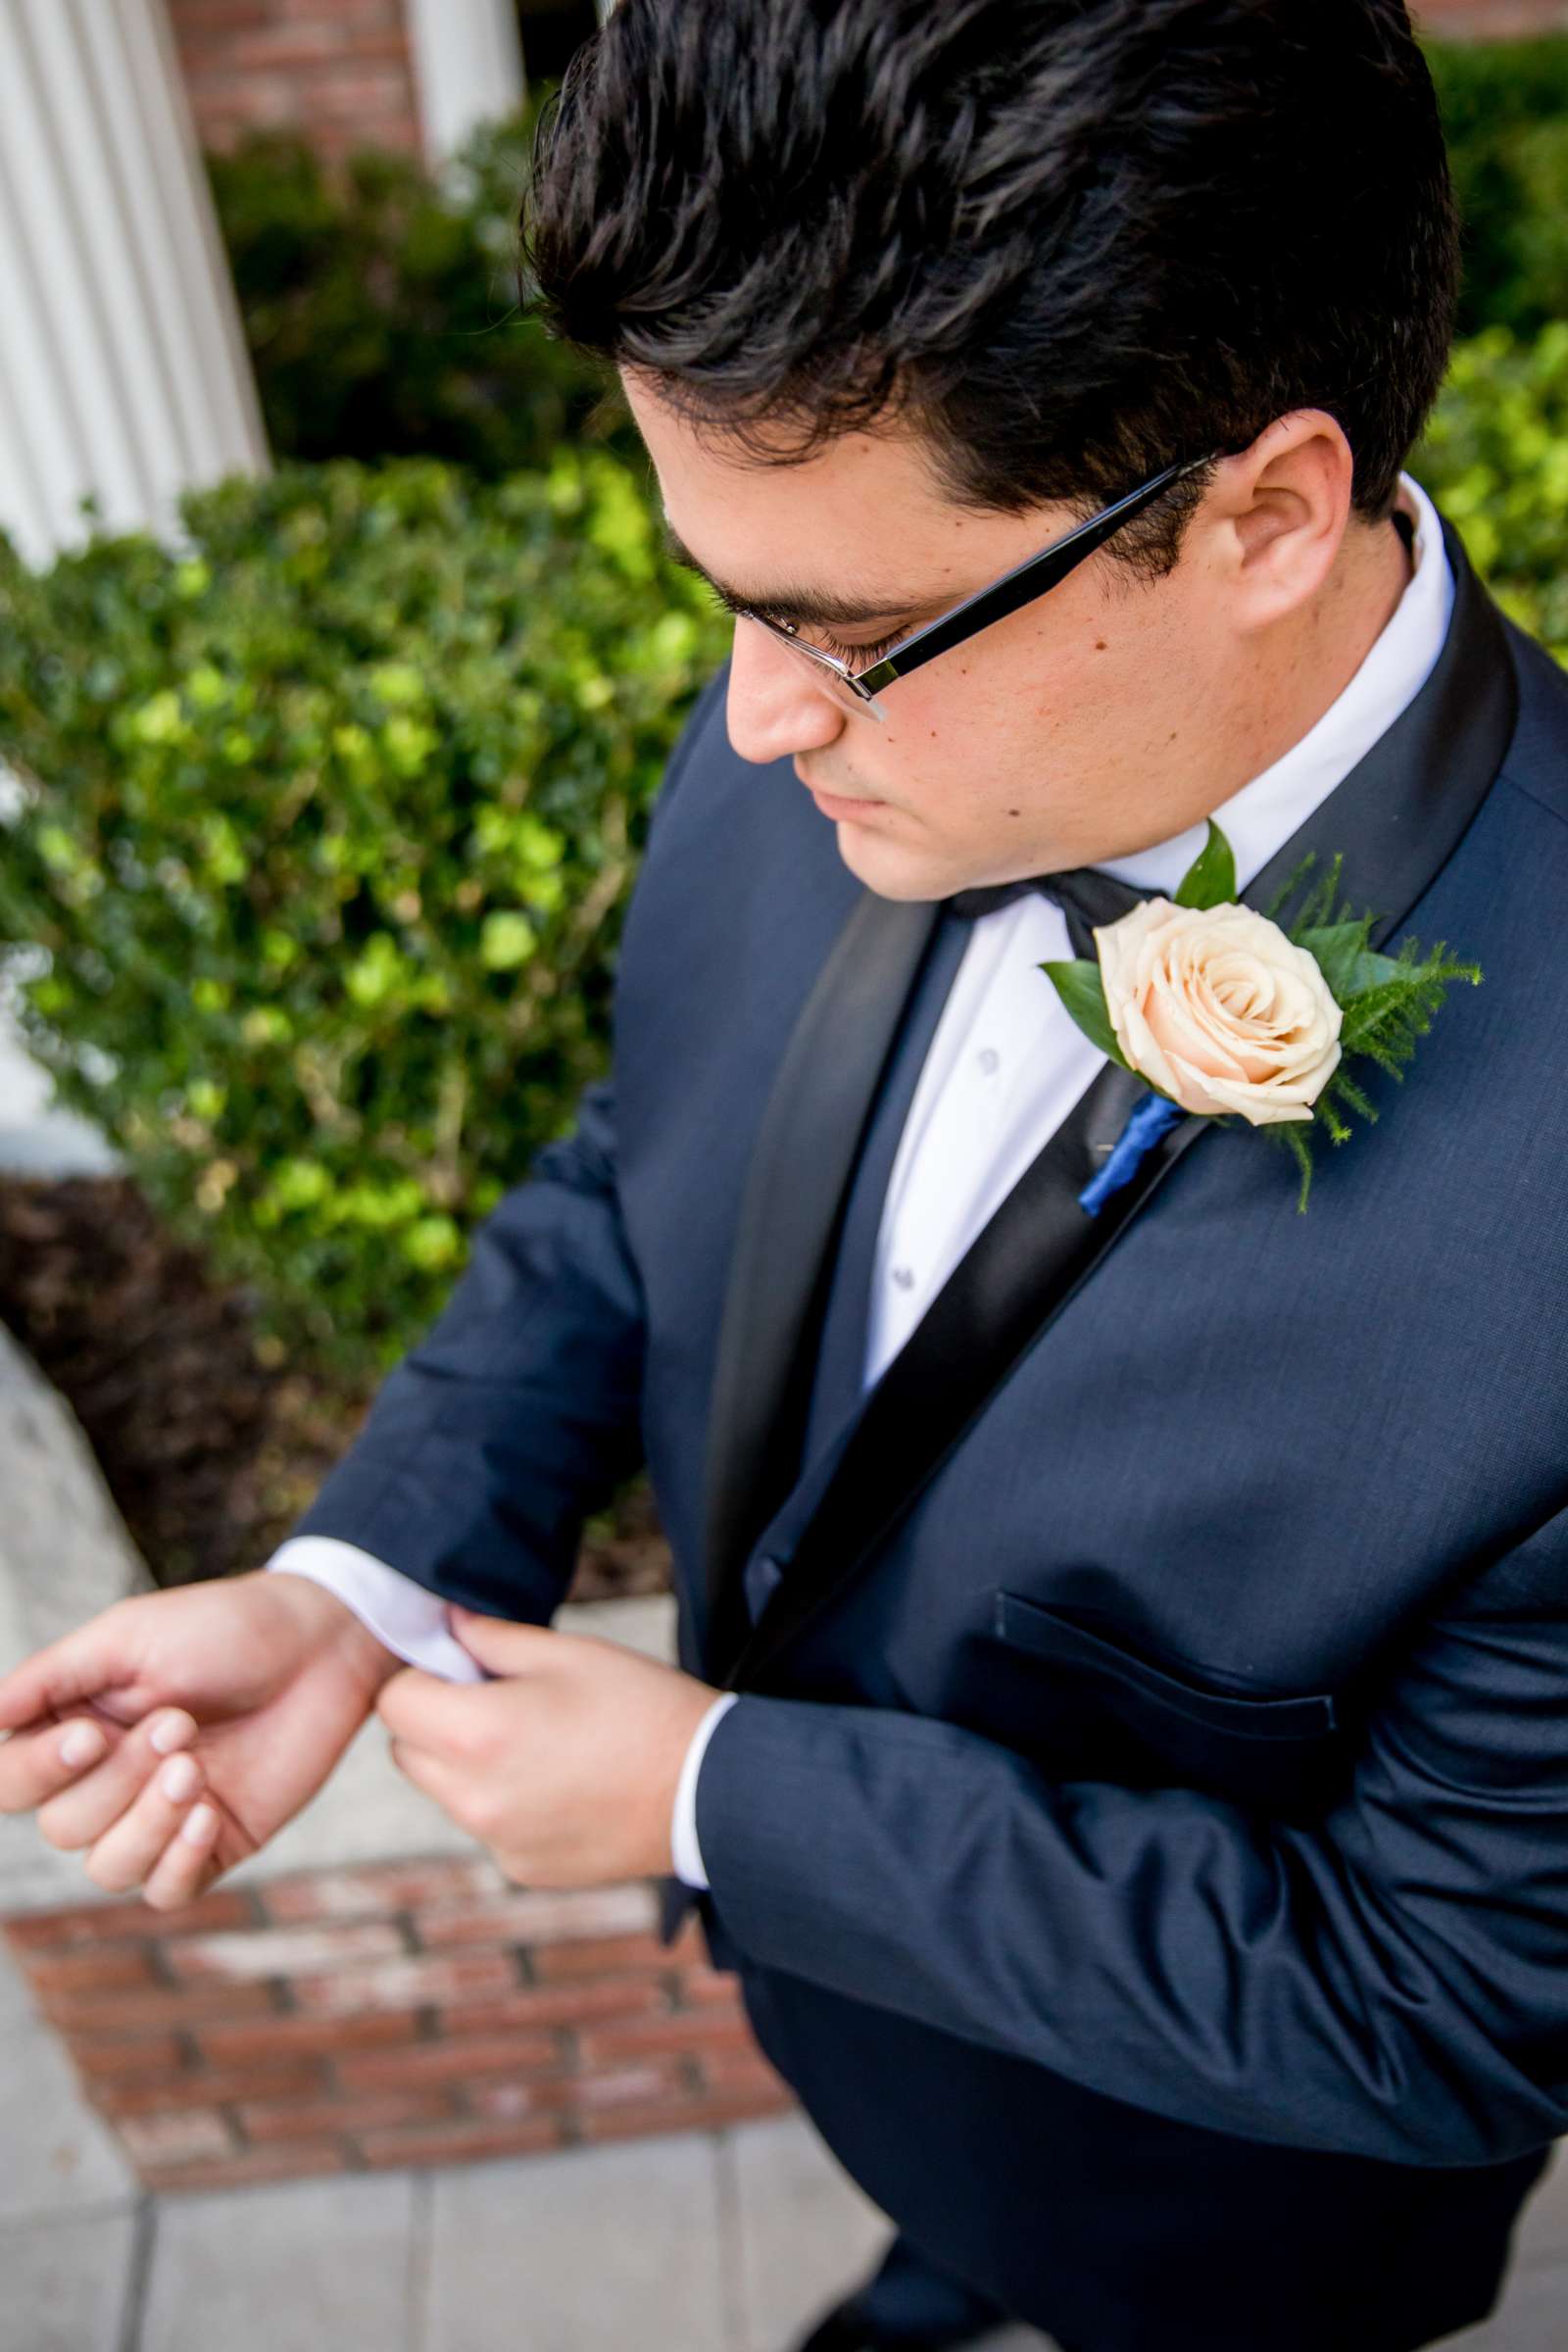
[1093,470,1455,898]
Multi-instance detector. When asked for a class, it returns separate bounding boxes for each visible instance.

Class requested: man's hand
[0,1571,403,1910]
[374,1608,723,1886]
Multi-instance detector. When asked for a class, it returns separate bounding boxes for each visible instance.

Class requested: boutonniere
[1042,822,1482,1214]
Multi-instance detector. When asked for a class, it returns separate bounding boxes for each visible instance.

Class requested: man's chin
[831,822,954,903]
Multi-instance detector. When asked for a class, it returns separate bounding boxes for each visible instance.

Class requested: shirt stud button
[891,1265,915,1290]
[977,1047,1001,1075]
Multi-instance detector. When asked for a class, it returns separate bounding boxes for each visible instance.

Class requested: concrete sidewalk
[3,1932,1566,2352]
[0,1924,1054,2352]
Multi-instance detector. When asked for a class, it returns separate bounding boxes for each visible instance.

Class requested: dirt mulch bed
[0,1172,672,1606]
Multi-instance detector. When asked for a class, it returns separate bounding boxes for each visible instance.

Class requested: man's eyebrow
[660,517,934,631]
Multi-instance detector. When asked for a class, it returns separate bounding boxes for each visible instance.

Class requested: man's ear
[1204,411,1357,632]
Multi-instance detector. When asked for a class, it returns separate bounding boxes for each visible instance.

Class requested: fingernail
[181,1803,218,1845]
[150,1713,194,1754]
[59,1724,105,1768]
[161,1754,200,1802]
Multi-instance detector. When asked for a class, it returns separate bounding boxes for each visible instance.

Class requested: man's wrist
[262,1567,407,1694]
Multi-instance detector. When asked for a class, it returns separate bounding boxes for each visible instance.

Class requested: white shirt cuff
[265,1538,489,1684]
[669,1690,739,1888]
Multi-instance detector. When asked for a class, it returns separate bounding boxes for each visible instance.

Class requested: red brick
[417,1885,659,1949]
[697,2046,794,2099]
[1416,1,1568,29]
[679,1965,747,2008]
[19,1947,161,1997]
[292,1951,517,2015]
[577,2010,757,2068]
[141,2140,348,2192]
[299,70,413,120]
[166,1920,405,1983]
[224,29,413,77]
[37,1979,276,2031]
[276,0,404,24]
[194,2007,423,2065]
[230,24,344,70]
[471,2062,685,2120]
[3,1887,255,1949]
[578,2083,795,2142]
[258,1857,498,1924]
[94,2060,327,2116]
[69,2030,186,2080]
[239,2088,453,2142]
[359,2113,564,2169]
[169,0,274,30]
[528,1934,672,1981]
[119,2109,235,2167]
[336,2031,563,2092]
[435,1980,665,2035]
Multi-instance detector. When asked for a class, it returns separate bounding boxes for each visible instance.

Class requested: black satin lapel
[701,886,941,1667]
[722,517,1519,1691]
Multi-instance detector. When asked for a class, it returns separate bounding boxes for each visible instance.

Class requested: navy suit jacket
[292,516,1568,2351]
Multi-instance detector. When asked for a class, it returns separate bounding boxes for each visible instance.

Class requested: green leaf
[1040,959,1133,1069]
[479,909,536,970]
[1293,920,1401,1004]
[1173,819,1237,910]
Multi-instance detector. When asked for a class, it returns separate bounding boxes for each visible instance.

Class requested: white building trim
[0,0,267,569]
[405,0,528,166]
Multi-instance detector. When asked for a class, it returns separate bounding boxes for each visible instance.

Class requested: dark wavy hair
[521,0,1459,575]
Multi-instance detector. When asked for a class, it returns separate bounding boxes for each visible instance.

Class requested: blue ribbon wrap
[1077,1090,1187,1216]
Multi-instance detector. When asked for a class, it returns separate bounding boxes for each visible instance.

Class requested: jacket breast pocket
[973,1590,1348,1817]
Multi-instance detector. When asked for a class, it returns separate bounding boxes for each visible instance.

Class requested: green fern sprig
[1262,849,1482,1210]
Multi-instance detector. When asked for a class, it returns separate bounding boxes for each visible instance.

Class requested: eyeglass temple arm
[857,452,1219,694]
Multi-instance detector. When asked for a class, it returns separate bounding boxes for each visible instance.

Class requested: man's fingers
[374,1666,490,1750]
[384,1733,479,1827]
[31,1709,198,1850]
[0,1611,130,1734]
[139,1801,224,1912]
[0,1708,122,1817]
[76,1755,218,1897]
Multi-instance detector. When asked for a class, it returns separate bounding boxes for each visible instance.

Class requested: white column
[0,0,268,569]
[406,0,527,167]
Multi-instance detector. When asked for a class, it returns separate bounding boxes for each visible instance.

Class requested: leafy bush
[1414,321,1568,663]
[1427,37,1568,336]
[3,321,1565,1387]
[0,455,726,1378]
[207,108,629,475]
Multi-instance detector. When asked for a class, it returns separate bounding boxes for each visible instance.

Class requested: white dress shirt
[267,472,1455,1889]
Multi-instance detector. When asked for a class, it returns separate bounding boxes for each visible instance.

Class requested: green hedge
[207,109,629,477]
[1427,36,1568,337]
[0,454,726,1377]
[1,325,1565,1383]
[1414,321,1568,663]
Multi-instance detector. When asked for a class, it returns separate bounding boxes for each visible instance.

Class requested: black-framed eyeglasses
[740,450,1221,722]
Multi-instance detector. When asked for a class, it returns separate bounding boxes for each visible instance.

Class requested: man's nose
[724,617,848,765]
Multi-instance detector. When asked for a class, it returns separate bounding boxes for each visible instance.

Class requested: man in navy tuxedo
[5,4,1568,2347]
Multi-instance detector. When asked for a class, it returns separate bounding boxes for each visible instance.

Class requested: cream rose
[1095,897,1343,1126]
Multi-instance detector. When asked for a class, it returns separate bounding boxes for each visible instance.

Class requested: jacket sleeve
[282,662,731,1627]
[694,1499,1568,2168]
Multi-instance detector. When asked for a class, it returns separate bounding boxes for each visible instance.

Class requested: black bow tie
[946,863,1159,958]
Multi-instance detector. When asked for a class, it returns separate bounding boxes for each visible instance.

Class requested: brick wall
[166,0,422,160]
[2,1857,792,2192]
[1416,0,1568,33]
